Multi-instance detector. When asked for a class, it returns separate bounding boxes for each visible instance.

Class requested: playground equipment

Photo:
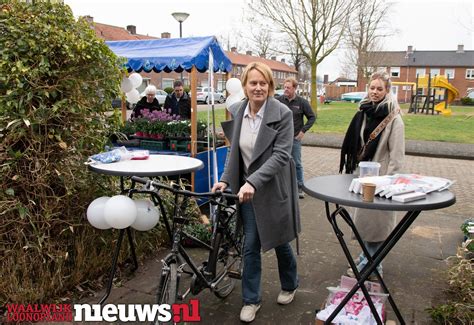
[408,74,459,116]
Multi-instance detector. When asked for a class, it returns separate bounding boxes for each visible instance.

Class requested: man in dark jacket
[163,80,191,119]
[131,85,161,119]
[278,77,316,198]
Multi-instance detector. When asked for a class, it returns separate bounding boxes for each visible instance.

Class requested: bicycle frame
[129,177,242,298]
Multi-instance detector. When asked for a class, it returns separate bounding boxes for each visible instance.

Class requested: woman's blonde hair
[240,62,275,97]
[360,70,399,113]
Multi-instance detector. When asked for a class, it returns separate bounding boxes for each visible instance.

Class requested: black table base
[324,202,420,325]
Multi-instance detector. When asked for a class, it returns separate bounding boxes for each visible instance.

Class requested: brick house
[89,17,297,92]
[226,48,298,90]
[361,45,474,103]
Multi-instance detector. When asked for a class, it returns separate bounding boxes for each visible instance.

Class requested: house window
[416,68,426,77]
[390,67,400,78]
[162,78,174,89]
[430,68,440,76]
[465,69,474,79]
[444,68,455,79]
[217,80,226,91]
[391,86,398,97]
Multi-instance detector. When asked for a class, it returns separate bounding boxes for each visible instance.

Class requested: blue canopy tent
[106,36,232,74]
[106,36,232,190]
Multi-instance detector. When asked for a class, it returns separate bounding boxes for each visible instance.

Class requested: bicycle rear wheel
[208,232,239,299]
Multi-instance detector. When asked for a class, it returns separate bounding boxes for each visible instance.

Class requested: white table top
[88,155,204,177]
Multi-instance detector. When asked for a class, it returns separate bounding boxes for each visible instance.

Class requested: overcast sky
[64,0,473,80]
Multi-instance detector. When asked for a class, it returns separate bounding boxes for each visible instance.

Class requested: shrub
[0,1,141,305]
[164,87,174,94]
[426,247,473,323]
[460,97,474,106]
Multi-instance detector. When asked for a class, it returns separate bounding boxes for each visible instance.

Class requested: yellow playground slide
[431,76,459,116]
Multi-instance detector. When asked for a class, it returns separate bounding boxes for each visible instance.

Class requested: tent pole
[190,66,198,189]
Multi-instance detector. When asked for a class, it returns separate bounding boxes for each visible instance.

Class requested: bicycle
[130,176,243,311]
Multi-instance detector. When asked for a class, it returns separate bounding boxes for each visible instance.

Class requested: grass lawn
[198,102,474,144]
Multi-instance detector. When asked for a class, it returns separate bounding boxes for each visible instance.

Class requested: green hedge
[0,1,167,305]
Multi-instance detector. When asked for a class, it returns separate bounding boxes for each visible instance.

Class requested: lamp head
[172,12,189,23]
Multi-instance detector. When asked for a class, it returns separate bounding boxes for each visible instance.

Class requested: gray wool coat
[220,97,301,252]
[353,113,405,242]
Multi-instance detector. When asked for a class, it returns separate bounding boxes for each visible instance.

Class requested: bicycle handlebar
[131,176,239,200]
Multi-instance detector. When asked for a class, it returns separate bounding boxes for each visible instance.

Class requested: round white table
[88,154,204,304]
[88,155,204,177]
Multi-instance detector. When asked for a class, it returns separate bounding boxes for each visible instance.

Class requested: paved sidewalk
[303,133,474,160]
[82,145,473,324]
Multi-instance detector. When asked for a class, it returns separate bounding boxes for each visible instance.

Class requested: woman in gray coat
[212,62,300,323]
[339,71,405,280]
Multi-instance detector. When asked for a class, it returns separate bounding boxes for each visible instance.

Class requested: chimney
[231,47,237,53]
[246,50,252,56]
[161,32,171,39]
[456,44,464,53]
[407,45,413,54]
[126,25,136,35]
[281,58,286,63]
[271,56,277,61]
[323,74,329,84]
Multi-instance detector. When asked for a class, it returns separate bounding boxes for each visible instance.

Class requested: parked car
[140,89,168,105]
[274,89,284,97]
[190,87,225,103]
[111,98,131,109]
[341,92,367,103]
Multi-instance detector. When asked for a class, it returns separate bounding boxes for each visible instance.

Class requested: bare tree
[243,16,276,58]
[343,0,392,87]
[249,0,353,111]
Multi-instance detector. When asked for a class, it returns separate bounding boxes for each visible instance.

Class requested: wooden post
[225,72,232,121]
[121,95,127,123]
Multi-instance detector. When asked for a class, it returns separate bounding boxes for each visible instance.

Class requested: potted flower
[133,118,148,137]
[150,120,166,140]
[197,120,207,139]
[120,121,136,137]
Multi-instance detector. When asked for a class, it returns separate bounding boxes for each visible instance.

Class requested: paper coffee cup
[362,183,376,202]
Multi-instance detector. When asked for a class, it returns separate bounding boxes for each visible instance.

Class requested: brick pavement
[82,146,473,325]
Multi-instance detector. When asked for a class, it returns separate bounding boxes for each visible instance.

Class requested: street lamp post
[172,12,189,83]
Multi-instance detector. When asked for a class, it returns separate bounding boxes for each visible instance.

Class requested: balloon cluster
[120,73,144,105]
[87,196,160,231]
[225,78,245,112]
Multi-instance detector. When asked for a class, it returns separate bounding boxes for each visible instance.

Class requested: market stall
[106,36,233,191]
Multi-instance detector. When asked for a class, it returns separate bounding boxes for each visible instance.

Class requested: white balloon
[131,200,160,231]
[87,196,111,230]
[225,94,242,115]
[128,73,143,89]
[126,89,140,104]
[237,88,245,100]
[120,77,133,93]
[226,78,242,95]
[104,195,137,229]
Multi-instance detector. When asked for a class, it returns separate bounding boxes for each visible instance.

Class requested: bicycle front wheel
[157,262,177,305]
[208,232,237,299]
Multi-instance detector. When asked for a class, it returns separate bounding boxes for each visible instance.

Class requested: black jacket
[278,95,316,137]
[164,92,191,119]
[132,97,161,119]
